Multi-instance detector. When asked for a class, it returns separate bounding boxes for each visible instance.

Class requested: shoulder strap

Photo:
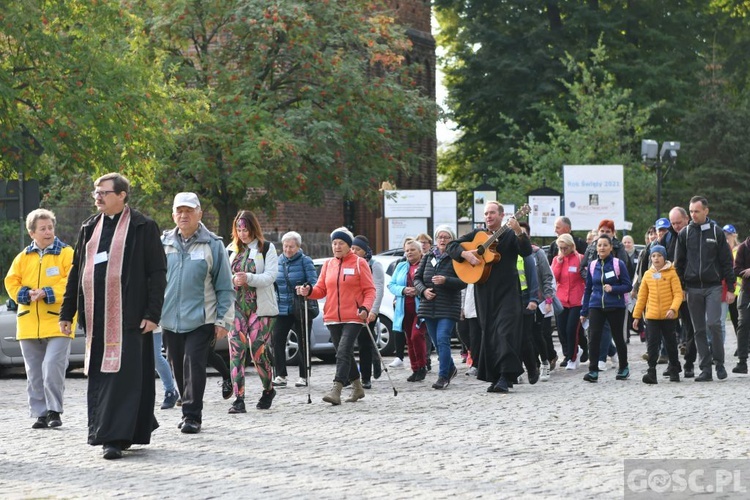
[262,240,270,259]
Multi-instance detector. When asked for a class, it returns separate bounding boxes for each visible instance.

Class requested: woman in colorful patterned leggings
[226,211,279,412]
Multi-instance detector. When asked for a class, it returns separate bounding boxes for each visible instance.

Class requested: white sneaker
[294,378,307,387]
[598,361,607,371]
[466,366,478,377]
[388,358,404,368]
[540,363,550,381]
[517,374,526,384]
[272,376,287,387]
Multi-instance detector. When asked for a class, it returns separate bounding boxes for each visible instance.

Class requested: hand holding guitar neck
[452,204,531,284]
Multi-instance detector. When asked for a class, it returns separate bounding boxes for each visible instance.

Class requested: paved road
[1,327,748,499]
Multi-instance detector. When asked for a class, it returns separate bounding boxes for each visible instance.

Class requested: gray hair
[26,208,56,233]
[403,238,422,253]
[281,231,302,247]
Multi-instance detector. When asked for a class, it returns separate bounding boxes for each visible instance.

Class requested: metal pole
[18,171,25,251]
[656,162,662,221]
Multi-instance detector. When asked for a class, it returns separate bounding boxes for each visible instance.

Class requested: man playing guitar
[447,201,533,393]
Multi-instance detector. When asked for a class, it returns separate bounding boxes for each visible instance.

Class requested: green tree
[0,0,184,186]
[670,61,750,234]
[506,41,657,236]
[140,0,435,237]
[434,0,730,190]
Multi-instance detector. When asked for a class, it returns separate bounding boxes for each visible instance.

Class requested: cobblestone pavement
[1,327,748,499]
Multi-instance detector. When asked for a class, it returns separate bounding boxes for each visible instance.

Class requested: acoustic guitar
[453,204,531,284]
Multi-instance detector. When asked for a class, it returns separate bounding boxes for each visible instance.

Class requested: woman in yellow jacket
[631,245,683,384]
[4,209,75,429]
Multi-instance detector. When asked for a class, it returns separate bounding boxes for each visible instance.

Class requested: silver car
[0,300,86,372]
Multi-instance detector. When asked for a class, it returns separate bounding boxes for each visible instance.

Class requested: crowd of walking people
[6,175,748,460]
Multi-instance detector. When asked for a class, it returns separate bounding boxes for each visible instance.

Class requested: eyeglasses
[91,190,116,199]
[436,235,452,240]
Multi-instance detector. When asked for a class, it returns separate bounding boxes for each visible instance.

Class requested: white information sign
[563,165,625,231]
[384,190,432,218]
[432,191,457,237]
[528,196,561,237]
[388,218,428,250]
[473,190,497,223]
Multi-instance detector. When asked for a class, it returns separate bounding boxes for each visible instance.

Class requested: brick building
[258,0,436,258]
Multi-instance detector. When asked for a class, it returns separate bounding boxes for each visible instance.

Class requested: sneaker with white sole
[466,366,478,377]
[388,358,404,368]
[272,376,287,387]
[540,363,550,382]
[294,378,307,387]
[517,374,526,384]
[598,361,607,371]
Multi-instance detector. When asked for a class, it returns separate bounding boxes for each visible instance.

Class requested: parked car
[0,300,86,373]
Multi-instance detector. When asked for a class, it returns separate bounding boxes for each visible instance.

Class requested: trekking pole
[304,296,312,404]
[365,321,398,397]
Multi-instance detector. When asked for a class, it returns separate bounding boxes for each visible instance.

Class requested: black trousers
[588,308,627,372]
[164,324,214,423]
[680,301,697,366]
[273,314,311,379]
[520,312,538,374]
[532,309,552,363]
[356,320,378,381]
[646,319,679,369]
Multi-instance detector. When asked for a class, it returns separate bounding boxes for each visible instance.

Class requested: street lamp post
[641,140,680,220]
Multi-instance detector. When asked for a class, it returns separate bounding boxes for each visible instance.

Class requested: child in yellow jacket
[632,245,683,384]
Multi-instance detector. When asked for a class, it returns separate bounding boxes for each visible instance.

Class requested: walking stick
[304,296,312,404]
[365,321,398,397]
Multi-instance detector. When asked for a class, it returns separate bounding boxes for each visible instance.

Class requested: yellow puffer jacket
[4,240,76,340]
[632,261,683,321]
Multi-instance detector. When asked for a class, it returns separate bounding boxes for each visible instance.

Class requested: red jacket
[309,251,376,324]
[551,251,585,308]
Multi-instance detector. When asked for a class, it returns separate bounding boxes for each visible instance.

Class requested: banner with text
[563,165,625,232]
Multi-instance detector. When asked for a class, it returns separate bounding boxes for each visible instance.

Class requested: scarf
[82,206,131,374]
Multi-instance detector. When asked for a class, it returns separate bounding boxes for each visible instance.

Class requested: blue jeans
[423,317,456,379]
[153,331,176,393]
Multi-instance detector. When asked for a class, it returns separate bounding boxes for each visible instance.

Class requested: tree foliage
[0,0,185,187]
[435,0,750,236]
[137,0,435,236]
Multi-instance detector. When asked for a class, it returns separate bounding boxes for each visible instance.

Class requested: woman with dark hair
[296,227,375,405]
[580,234,632,383]
[226,210,279,412]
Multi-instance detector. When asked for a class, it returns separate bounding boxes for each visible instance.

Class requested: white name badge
[701,223,711,231]
[249,249,258,259]
[652,272,662,279]
[604,271,615,279]
[568,266,578,273]
[46,266,60,277]
[94,251,108,265]
[343,268,355,275]
[190,250,205,260]
[431,258,438,267]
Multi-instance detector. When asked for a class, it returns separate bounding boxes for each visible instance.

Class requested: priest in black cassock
[447,201,532,393]
[60,173,167,460]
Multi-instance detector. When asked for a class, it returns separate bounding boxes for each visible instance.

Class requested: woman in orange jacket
[632,245,683,384]
[297,227,375,405]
